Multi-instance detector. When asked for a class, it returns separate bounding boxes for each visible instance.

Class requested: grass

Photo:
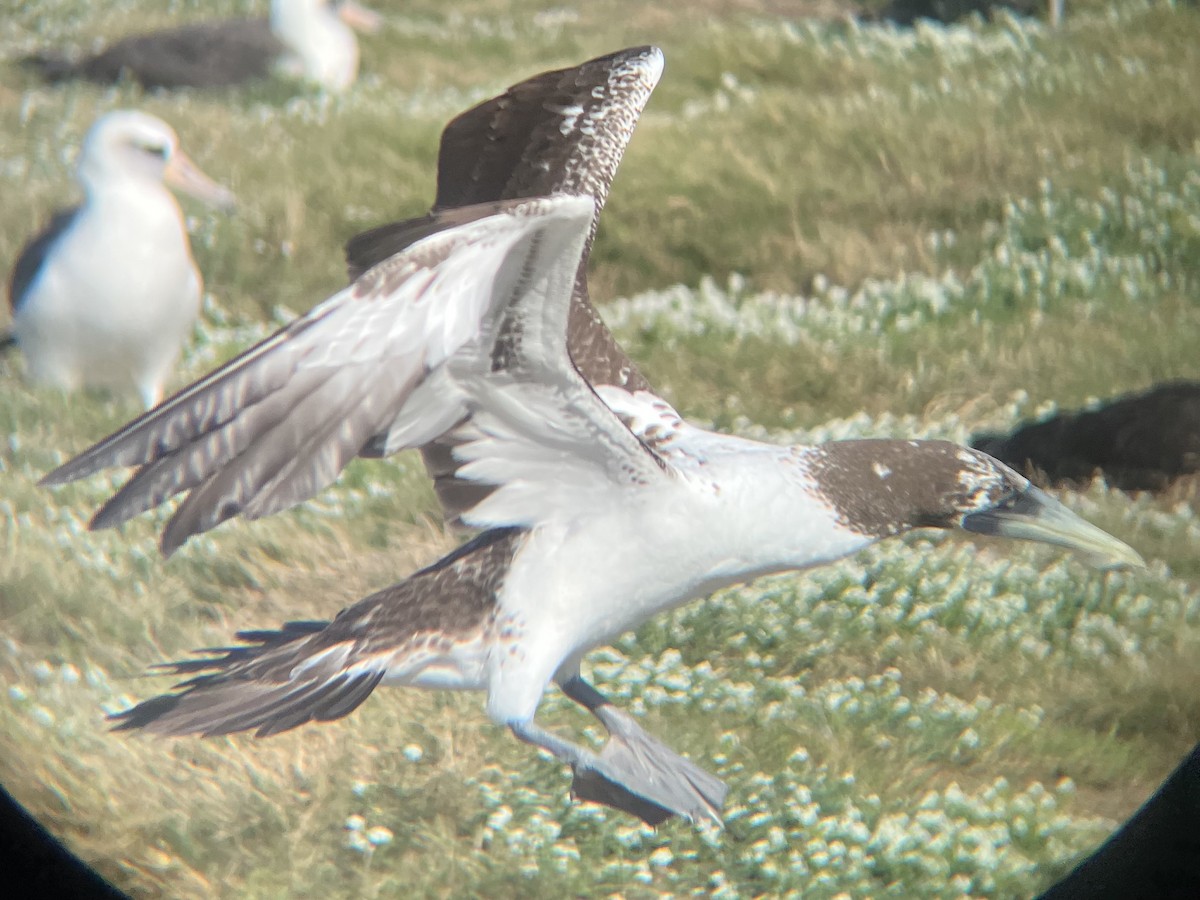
[3,0,1200,896]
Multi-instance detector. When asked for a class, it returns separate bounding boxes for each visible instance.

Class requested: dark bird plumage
[113,528,523,738]
[7,209,80,316]
[2,208,78,354]
[20,1,378,92]
[972,381,1200,493]
[22,19,281,89]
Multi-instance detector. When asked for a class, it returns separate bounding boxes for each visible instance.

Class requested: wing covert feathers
[45,197,595,553]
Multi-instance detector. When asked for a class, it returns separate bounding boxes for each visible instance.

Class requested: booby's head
[807,439,1143,569]
[76,110,236,211]
[269,0,381,92]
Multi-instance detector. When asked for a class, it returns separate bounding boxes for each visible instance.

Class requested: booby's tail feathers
[112,528,524,739]
[109,620,392,738]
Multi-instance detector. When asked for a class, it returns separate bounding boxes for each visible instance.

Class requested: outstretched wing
[42,196,598,555]
[346,44,662,392]
[442,249,672,531]
[347,45,665,521]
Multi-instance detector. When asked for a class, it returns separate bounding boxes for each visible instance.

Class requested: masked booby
[43,50,1143,827]
[5,110,236,409]
[22,0,380,92]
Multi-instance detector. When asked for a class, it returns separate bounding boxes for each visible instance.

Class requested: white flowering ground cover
[3,0,1200,896]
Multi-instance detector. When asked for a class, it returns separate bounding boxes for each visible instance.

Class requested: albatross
[42,48,1143,827]
[5,109,235,409]
[22,0,381,93]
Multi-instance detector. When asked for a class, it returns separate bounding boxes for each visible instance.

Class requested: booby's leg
[558,673,727,825]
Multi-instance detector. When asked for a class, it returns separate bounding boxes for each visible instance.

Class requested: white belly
[15,198,201,406]
[483,461,867,725]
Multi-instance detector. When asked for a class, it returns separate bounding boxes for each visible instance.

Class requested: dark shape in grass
[879,0,1041,27]
[21,19,281,90]
[972,381,1200,493]
[19,2,379,92]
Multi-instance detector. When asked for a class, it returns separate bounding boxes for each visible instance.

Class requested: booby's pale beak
[961,484,1145,570]
[164,150,237,212]
[337,0,383,33]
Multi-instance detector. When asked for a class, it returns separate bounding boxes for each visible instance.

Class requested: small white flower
[486,806,513,832]
[366,826,393,847]
[648,846,674,867]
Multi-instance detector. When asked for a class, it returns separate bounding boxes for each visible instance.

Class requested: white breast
[483,447,869,725]
[271,2,359,92]
[14,187,200,406]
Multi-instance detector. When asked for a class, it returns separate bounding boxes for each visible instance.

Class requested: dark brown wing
[346,44,662,393]
[8,207,79,314]
[347,46,664,521]
[22,18,280,89]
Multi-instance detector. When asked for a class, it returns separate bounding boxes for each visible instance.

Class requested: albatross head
[807,439,1144,570]
[76,110,236,211]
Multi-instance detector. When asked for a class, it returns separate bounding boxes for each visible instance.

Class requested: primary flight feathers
[43,45,669,550]
[43,195,598,554]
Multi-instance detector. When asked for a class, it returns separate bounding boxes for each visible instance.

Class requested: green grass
[4,0,1200,896]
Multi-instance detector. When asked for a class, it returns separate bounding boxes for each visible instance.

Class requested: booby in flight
[5,110,235,409]
[22,0,381,93]
[43,49,1143,827]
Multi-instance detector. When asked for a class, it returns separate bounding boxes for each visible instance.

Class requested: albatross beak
[164,150,237,212]
[961,485,1145,570]
[337,0,383,33]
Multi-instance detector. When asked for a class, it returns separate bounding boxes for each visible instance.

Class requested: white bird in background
[21,0,381,93]
[4,110,236,409]
[44,49,1144,827]
[272,0,382,93]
